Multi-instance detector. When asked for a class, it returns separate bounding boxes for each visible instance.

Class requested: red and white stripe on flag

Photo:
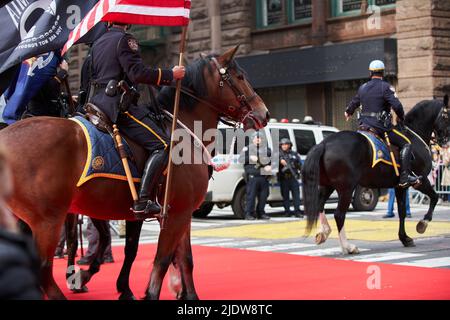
[62,0,190,55]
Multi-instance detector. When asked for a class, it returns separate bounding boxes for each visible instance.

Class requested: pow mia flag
[0,0,99,74]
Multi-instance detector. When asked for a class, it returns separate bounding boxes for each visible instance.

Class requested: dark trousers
[117,112,169,152]
[245,176,269,218]
[280,176,301,213]
[84,218,113,260]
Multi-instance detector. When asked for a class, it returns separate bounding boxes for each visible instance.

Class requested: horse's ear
[220,45,240,65]
[444,94,449,108]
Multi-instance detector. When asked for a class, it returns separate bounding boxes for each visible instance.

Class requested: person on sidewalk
[383,188,411,218]
[77,218,114,265]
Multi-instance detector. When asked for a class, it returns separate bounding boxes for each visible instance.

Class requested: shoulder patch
[127,38,139,52]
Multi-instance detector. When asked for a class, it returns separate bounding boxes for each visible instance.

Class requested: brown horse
[0,46,269,299]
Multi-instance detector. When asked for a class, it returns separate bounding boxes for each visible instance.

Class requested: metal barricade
[434,164,450,195]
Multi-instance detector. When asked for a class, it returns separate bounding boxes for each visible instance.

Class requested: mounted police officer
[278,138,303,218]
[239,131,272,220]
[345,60,421,188]
[88,22,185,219]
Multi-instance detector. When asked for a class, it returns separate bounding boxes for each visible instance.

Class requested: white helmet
[369,60,385,72]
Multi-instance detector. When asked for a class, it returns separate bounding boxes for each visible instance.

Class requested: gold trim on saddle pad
[359,131,401,169]
[70,117,141,187]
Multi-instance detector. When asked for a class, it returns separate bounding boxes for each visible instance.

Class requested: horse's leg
[335,189,359,254]
[414,178,438,234]
[65,213,88,293]
[79,218,111,287]
[33,218,67,299]
[116,220,143,300]
[315,186,334,244]
[144,214,191,300]
[169,227,198,300]
[395,187,415,247]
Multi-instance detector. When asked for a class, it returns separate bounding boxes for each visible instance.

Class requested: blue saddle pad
[358,131,399,168]
[70,116,141,187]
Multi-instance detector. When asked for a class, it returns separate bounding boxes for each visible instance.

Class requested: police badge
[92,156,105,171]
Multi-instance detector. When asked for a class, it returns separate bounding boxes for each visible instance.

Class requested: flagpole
[161,25,188,229]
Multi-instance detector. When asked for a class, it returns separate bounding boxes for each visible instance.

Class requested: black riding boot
[398,144,421,188]
[132,149,168,219]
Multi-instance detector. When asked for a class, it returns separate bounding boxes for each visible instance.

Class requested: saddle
[82,103,148,174]
[84,103,114,135]
[358,128,400,168]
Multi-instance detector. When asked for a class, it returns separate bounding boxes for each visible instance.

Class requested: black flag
[0,0,99,74]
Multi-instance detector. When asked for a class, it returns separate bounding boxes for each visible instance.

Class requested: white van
[194,120,381,218]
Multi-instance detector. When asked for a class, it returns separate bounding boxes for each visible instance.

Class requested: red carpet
[53,244,450,300]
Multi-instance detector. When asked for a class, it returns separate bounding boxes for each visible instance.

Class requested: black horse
[302,95,449,254]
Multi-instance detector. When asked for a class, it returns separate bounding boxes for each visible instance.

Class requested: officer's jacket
[90,27,173,123]
[278,149,302,179]
[345,78,404,132]
[239,144,272,177]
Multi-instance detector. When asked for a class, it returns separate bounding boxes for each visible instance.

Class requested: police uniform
[278,139,303,217]
[89,26,173,217]
[345,60,420,187]
[239,135,272,220]
[26,67,68,117]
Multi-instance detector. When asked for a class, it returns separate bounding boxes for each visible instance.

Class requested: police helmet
[280,138,292,146]
[369,60,385,72]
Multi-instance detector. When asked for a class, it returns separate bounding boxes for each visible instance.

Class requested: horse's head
[433,94,450,146]
[202,46,270,130]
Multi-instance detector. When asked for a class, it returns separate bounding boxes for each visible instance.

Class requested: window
[256,0,284,28]
[269,128,290,150]
[322,131,337,140]
[256,0,312,29]
[330,0,395,18]
[289,0,312,24]
[293,129,316,155]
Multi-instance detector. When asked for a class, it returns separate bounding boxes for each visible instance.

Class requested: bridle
[210,56,260,127]
[433,103,449,146]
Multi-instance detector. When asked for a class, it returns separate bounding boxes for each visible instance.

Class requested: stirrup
[131,199,161,219]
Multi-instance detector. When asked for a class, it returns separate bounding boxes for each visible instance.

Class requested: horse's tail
[302,142,325,235]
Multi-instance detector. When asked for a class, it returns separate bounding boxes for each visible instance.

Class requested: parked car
[194,120,382,218]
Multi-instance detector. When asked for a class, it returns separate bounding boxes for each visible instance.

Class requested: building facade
[69,0,450,130]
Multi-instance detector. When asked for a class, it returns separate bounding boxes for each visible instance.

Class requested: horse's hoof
[402,238,416,247]
[71,286,89,294]
[315,231,330,245]
[416,220,428,234]
[118,292,136,300]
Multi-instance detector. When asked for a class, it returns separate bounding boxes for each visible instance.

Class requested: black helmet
[279,138,292,146]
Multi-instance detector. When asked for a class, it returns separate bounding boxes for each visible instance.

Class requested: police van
[194,119,381,218]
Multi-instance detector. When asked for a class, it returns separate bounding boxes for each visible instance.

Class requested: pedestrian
[77,218,114,265]
[239,131,272,220]
[278,138,304,218]
[0,146,42,299]
[384,188,411,218]
[441,146,450,202]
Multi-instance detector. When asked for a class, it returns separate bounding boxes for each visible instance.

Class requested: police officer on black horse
[345,60,421,189]
[88,22,185,219]
[239,131,272,220]
[278,138,303,218]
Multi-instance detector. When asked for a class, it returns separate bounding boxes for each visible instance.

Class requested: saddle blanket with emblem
[70,116,141,187]
[358,131,399,168]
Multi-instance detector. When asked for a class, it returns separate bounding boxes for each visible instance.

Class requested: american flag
[62,0,190,55]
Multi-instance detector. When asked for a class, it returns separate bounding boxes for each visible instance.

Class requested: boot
[132,149,168,219]
[398,144,421,188]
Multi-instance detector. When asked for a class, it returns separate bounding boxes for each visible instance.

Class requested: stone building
[68,0,450,130]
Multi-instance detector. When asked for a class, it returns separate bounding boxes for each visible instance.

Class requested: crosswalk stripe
[191,238,235,245]
[244,243,315,252]
[342,252,425,262]
[289,246,369,257]
[394,257,450,268]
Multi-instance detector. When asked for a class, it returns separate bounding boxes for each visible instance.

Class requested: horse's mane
[157,54,246,112]
[405,98,443,126]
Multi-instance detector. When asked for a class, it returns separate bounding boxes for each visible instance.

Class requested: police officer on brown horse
[88,22,185,219]
[345,60,421,188]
